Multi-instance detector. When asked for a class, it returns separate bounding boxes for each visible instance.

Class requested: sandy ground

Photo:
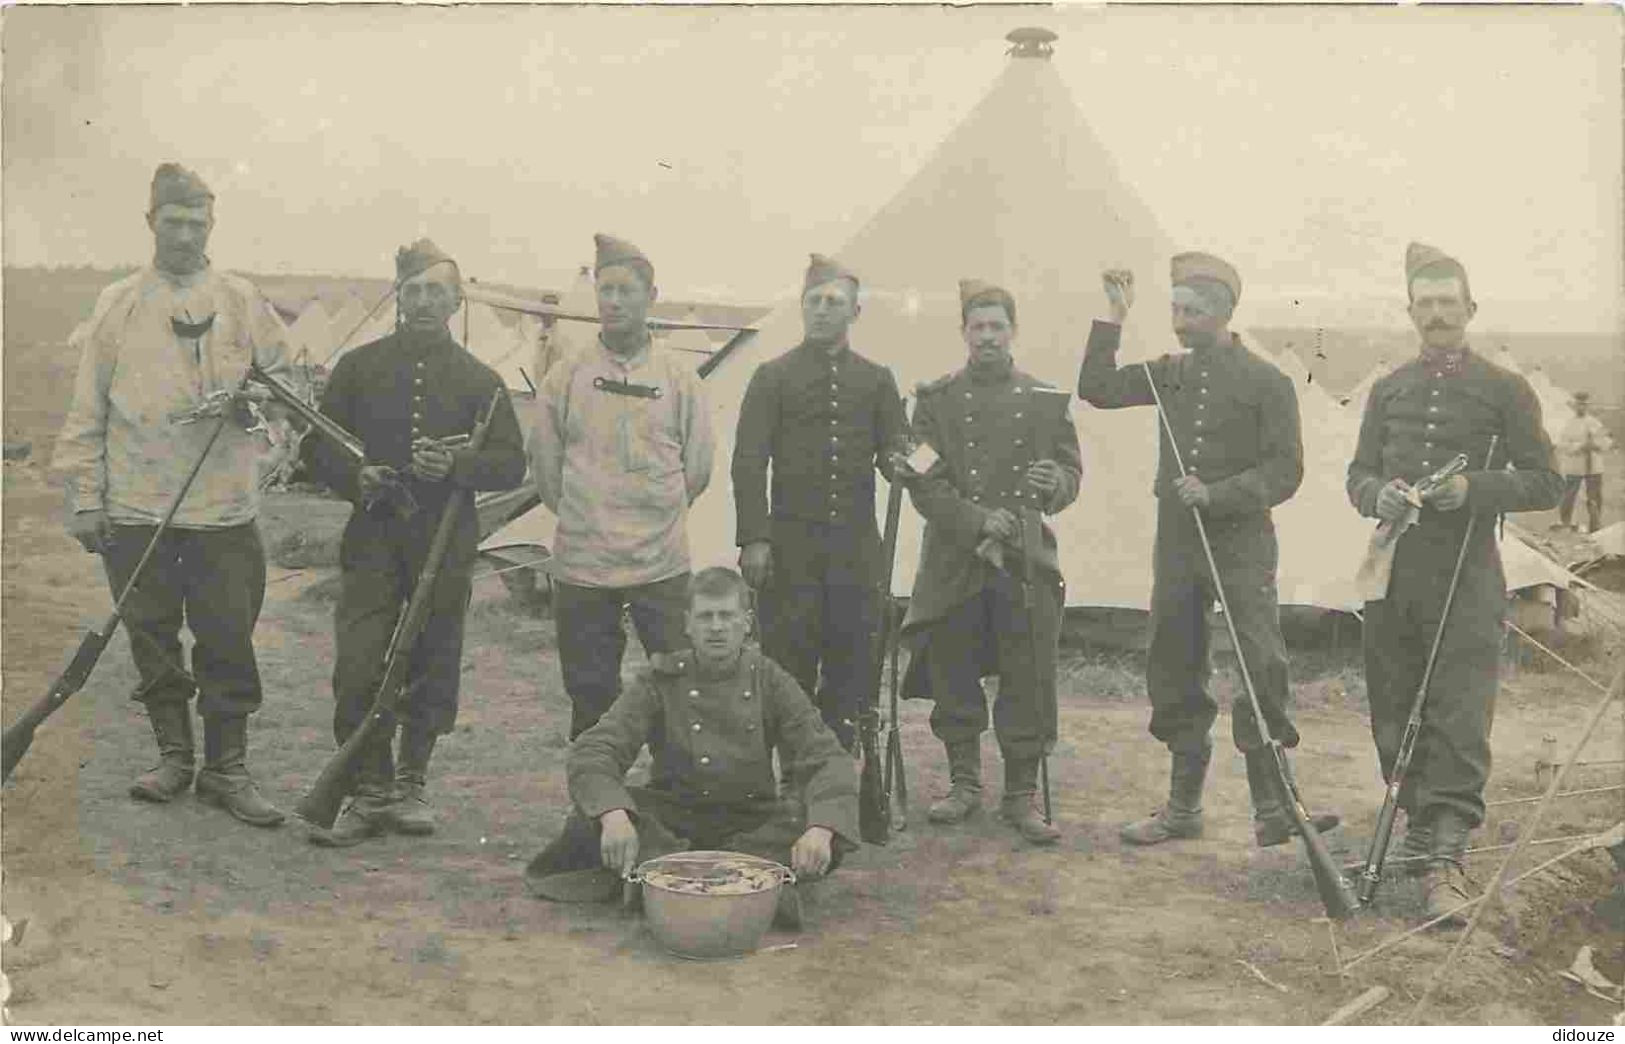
[1,453,1621,1025]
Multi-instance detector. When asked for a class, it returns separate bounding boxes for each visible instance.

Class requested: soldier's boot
[998,757,1060,845]
[391,725,438,837]
[1120,740,1210,846]
[926,739,983,824]
[1420,809,1475,929]
[1390,810,1434,877]
[194,715,285,827]
[1247,749,1341,848]
[130,702,196,803]
[309,784,395,848]
[1587,503,1602,535]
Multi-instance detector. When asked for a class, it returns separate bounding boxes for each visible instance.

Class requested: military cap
[804,253,859,294]
[593,233,654,284]
[958,278,1018,325]
[395,237,458,284]
[1404,240,1473,297]
[1170,252,1241,306]
[149,163,214,212]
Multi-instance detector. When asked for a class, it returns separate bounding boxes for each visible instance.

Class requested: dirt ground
[2,315,1622,1026]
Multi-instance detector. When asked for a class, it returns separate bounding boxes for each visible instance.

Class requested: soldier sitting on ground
[524,566,859,930]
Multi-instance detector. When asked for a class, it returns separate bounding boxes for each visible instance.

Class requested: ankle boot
[1247,748,1340,847]
[1390,809,1433,876]
[1121,740,1209,846]
[1421,808,1474,928]
[392,724,438,837]
[927,738,983,824]
[309,783,395,847]
[130,702,195,802]
[195,716,285,827]
[999,757,1060,844]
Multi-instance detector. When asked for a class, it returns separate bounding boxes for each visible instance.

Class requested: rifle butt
[1295,799,1359,920]
[1,716,39,781]
[294,721,375,829]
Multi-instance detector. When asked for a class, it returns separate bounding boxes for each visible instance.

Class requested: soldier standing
[1077,255,1337,849]
[532,235,715,739]
[893,280,1080,844]
[732,254,908,752]
[1347,243,1562,924]
[1554,390,1613,533]
[303,239,526,846]
[52,163,290,826]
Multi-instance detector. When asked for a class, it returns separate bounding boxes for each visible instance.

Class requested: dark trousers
[921,566,1062,761]
[553,573,690,740]
[332,510,474,779]
[102,523,266,719]
[1363,528,1505,827]
[1559,474,1603,530]
[757,524,879,752]
[1147,502,1298,755]
[530,786,843,878]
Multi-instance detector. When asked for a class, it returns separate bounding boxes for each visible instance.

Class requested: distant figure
[52,163,291,826]
[532,234,715,739]
[302,238,526,847]
[732,254,908,752]
[1347,242,1562,927]
[1078,255,1337,852]
[1554,390,1613,533]
[891,279,1080,845]
[525,567,856,931]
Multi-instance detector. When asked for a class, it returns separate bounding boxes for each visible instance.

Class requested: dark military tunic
[1347,346,1561,826]
[732,340,908,749]
[530,646,860,875]
[303,328,526,761]
[1077,320,1303,755]
[898,358,1081,760]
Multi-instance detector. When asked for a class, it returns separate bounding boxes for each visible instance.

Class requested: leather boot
[195,716,285,827]
[998,757,1060,845]
[130,702,195,802]
[309,731,395,847]
[927,739,982,824]
[1120,740,1209,845]
[1420,808,1474,928]
[1390,810,1433,876]
[1247,749,1341,847]
[392,724,438,837]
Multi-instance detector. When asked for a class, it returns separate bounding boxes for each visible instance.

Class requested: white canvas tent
[287,301,334,362]
[1523,364,1573,443]
[482,30,1580,612]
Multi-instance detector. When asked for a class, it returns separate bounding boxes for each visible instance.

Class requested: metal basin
[631,850,793,961]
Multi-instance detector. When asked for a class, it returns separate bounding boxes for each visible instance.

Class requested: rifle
[294,387,505,829]
[1016,387,1074,827]
[247,360,418,519]
[858,423,909,845]
[1353,453,1470,602]
[1356,436,1500,907]
[1142,363,1357,920]
[2,375,245,780]
[882,593,909,831]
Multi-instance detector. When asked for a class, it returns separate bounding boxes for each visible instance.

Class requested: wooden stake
[1321,985,1391,1026]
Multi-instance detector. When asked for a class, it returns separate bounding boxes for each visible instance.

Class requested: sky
[3,3,1621,331]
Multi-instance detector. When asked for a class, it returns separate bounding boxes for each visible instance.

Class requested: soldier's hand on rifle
[598,808,639,876]
[411,444,455,483]
[1027,459,1063,500]
[790,825,834,878]
[739,541,773,590]
[1102,269,1135,324]
[1174,475,1210,509]
[69,509,112,555]
[1421,474,1469,512]
[1375,479,1415,523]
[981,507,1018,542]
